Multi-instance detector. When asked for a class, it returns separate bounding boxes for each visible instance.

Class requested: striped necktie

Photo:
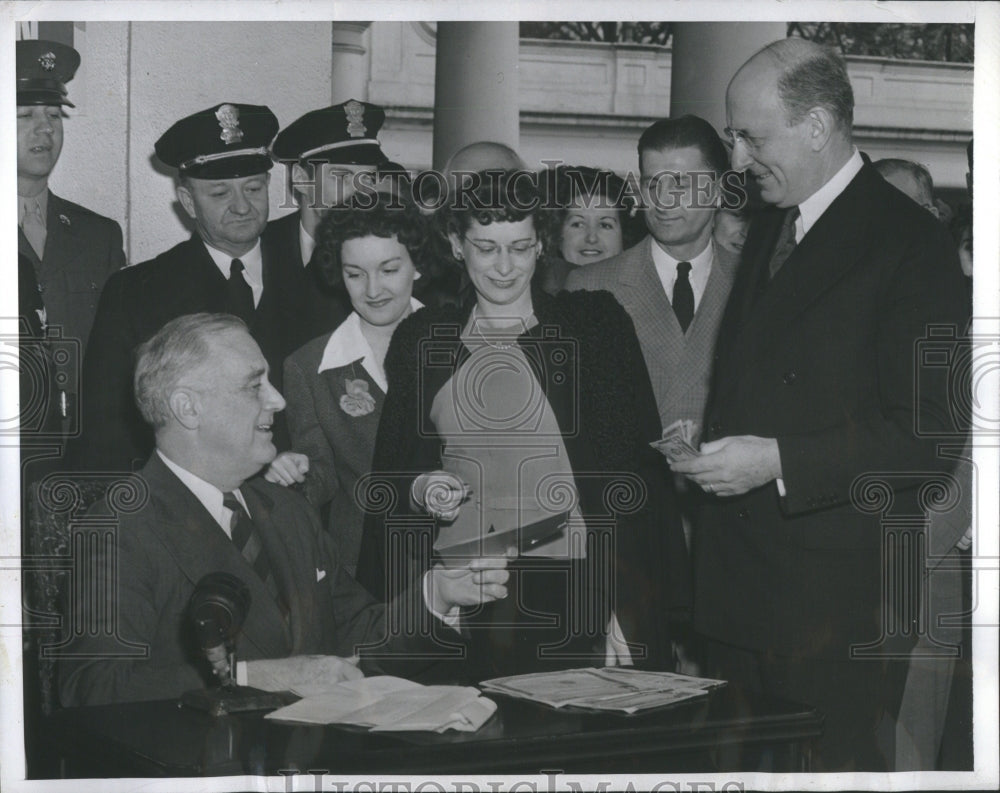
[223,491,285,613]
[768,207,800,278]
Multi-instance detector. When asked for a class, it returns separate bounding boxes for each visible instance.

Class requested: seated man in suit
[59,313,509,707]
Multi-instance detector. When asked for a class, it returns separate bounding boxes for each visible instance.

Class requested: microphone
[189,572,251,687]
[182,572,295,715]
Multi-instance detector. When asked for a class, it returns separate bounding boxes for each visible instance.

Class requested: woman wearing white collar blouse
[264,193,426,575]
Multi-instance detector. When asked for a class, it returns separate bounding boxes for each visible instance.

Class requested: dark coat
[695,161,971,658]
[72,233,301,471]
[17,191,125,358]
[261,211,351,351]
[356,288,691,669]
[58,453,442,706]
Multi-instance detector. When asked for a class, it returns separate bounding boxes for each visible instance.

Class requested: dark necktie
[672,261,694,333]
[225,259,255,324]
[768,207,800,278]
[223,492,285,612]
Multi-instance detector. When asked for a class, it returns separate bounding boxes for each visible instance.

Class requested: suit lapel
[619,242,679,405]
[41,193,80,279]
[723,167,876,383]
[142,454,291,659]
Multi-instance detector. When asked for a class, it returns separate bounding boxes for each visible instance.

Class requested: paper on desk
[265,676,496,733]
[480,667,726,713]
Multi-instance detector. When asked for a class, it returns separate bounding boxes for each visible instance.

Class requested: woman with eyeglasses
[356,170,690,679]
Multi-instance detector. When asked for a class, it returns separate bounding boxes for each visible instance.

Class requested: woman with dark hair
[264,192,428,574]
[356,170,690,679]
[537,165,644,293]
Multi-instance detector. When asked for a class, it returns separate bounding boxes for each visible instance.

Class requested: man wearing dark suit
[59,313,509,706]
[672,39,970,770]
[565,115,739,434]
[74,103,301,471]
[265,99,394,352]
[16,40,125,447]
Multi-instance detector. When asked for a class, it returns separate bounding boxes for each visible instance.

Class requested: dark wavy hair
[539,165,645,257]
[437,169,552,262]
[313,192,429,289]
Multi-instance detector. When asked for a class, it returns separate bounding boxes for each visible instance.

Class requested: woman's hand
[411,471,471,521]
[264,452,310,487]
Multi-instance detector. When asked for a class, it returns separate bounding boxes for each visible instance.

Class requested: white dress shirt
[202,239,264,307]
[795,148,864,243]
[299,221,316,266]
[157,450,249,538]
[650,236,715,313]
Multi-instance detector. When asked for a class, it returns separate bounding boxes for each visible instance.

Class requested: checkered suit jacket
[564,237,739,432]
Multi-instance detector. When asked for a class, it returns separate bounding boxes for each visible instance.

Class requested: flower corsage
[340,378,376,417]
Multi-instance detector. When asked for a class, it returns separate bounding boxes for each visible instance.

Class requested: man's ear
[168,388,200,430]
[176,182,196,220]
[806,107,835,152]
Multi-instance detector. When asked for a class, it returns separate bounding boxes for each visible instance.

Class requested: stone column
[432,22,520,170]
[331,22,371,103]
[669,23,787,134]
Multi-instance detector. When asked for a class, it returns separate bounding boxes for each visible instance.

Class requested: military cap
[17,39,81,107]
[155,103,279,179]
[271,99,389,166]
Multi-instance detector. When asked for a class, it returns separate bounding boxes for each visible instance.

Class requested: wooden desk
[41,685,821,777]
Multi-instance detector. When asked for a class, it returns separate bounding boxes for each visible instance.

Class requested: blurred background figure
[443,140,526,186]
[712,206,751,255]
[265,194,429,575]
[537,165,645,293]
[874,158,939,217]
[357,169,689,678]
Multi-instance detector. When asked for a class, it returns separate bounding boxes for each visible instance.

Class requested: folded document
[480,666,726,714]
[265,676,497,733]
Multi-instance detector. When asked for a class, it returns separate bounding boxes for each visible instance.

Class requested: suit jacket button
[737,509,750,520]
[783,371,797,385]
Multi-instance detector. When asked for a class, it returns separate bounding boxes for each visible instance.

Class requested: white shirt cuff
[422,571,462,632]
[776,477,787,497]
[236,660,248,686]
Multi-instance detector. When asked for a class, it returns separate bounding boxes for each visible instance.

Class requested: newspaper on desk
[480,667,727,714]
[265,676,497,733]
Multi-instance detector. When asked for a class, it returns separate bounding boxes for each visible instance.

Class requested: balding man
[672,39,969,770]
[443,140,526,177]
[59,313,509,706]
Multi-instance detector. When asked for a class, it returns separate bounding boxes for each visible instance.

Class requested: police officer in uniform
[266,99,399,350]
[74,103,302,472]
[17,39,126,453]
